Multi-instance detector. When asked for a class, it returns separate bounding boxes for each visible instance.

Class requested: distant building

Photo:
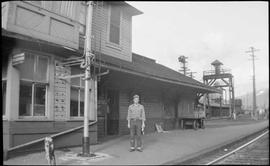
[234,99,243,115]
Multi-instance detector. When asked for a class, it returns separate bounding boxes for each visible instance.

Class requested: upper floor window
[109,5,121,45]
[18,53,49,117]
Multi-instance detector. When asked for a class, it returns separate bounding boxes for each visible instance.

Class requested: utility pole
[79,1,94,157]
[187,71,197,79]
[245,46,259,119]
[178,55,189,76]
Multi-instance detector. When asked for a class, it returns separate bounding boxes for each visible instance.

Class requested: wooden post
[219,96,222,117]
[231,77,236,120]
[203,94,206,113]
[207,93,210,118]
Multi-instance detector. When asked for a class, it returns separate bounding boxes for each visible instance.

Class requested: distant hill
[237,88,269,110]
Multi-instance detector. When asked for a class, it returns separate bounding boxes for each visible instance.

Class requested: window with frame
[109,5,121,45]
[18,53,49,117]
[70,67,85,118]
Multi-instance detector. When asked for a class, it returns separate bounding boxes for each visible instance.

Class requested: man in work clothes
[127,94,146,152]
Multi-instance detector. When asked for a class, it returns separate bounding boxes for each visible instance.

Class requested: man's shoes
[136,147,143,152]
[129,147,135,152]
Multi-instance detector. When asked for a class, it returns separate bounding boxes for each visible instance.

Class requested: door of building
[107,90,119,135]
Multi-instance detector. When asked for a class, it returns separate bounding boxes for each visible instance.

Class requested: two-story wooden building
[2,1,220,156]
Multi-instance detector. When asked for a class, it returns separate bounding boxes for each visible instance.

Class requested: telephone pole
[79,1,94,157]
[178,55,189,75]
[245,46,259,119]
[187,71,197,79]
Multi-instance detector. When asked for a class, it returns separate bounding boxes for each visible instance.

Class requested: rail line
[174,127,269,165]
[206,129,269,165]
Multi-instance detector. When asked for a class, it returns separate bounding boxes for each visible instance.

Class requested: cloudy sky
[127,1,268,97]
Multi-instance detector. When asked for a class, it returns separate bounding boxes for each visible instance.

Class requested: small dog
[44,137,56,165]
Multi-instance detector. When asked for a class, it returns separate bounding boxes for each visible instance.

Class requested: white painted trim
[2,116,8,121]
[70,86,85,118]
[17,116,49,120]
[14,119,53,122]
[23,1,77,22]
[68,117,84,121]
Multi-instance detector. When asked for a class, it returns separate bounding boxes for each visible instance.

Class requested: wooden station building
[2,1,220,155]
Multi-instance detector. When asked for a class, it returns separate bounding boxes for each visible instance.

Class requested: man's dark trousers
[130,119,142,148]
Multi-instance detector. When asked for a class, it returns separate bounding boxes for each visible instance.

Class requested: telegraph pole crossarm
[178,55,189,76]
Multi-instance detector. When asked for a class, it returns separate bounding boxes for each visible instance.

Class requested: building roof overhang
[2,28,82,58]
[94,52,221,94]
[107,1,143,16]
[2,28,220,94]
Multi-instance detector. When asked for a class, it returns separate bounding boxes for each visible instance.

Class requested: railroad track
[178,127,269,165]
[207,129,269,165]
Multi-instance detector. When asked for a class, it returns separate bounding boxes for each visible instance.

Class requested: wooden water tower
[212,60,222,74]
[203,60,235,119]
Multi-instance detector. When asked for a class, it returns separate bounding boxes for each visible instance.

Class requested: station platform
[4,118,269,165]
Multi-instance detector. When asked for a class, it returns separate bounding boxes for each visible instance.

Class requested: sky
[127,1,269,97]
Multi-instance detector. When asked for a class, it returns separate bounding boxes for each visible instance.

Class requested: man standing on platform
[127,94,146,152]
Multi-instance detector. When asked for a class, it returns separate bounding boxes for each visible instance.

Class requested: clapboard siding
[119,90,130,120]
[178,94,197,117]
[97,116,106,139]
[142,91,163,119]
[8,128,97,158]
[25,1,79,21]
[3,1,132,54]
[8,121,97,147]
[80,2,133,61]
[119,90,163,120]
[119,118,164,135]
[118,90,165,135]
[3,1,80,49]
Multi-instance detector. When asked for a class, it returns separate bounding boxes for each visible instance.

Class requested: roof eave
[108,1,143,16]
[94,61,222,94]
